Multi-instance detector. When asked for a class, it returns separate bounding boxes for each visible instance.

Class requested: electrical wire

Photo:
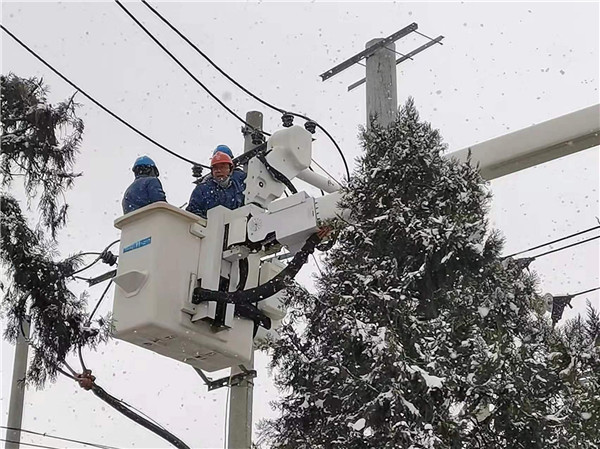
[0,24,207,168]
[116,397,170,433]
[70,258,102,276]
[66,251,102,260]
[311,158,342,186]
[0,426,120,449]
[505,225,600,258]
[568,286,600,298]
[115,0,269,138]
[527,235,599,260]
[88,279,114,323]
[69,239,120,277]
[311,253,323,276]
[0,438,64,449]
[139,0,351,180]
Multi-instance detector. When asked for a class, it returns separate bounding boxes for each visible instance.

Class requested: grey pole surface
[227,110,263,449]
[365,39,398,129]
[6,319,30,449]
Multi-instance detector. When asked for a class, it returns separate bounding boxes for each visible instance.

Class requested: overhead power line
[69,239,120,277]
[569,286,600,298]
[88,279,114,322]
[115,0,269,138]
[505,225,600,259]
[0,425,120,449]
[0,438,67,449]
[137,0,351,180]
[0,24,207,168]
[528,234,599,260]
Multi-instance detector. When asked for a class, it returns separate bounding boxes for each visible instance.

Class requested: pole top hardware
[347,34,444,92]
[195,365,257,391]
[320,23,418,81]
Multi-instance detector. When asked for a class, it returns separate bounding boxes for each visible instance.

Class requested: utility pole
[319,23,443,129]
[6,319,30,449]
[227,110,263,449]
[365,39,398,129]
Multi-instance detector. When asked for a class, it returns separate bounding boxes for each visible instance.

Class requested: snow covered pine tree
[0,73,110,386]
[259,98,599,448]
[1,73,191,449]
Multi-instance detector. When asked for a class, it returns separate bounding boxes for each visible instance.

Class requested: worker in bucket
[186,150,246,219]
[122,156,167,214]
[194,144,246,185]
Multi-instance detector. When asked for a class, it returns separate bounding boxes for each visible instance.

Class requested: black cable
[140,0,351,180]
[70,258,103,276]
[505,225,600,258]
[0,438,64,449]
[0,425,120,449]
[88,279,114,323]
[569,286,600,298]
[193,233,321,306]
[115,396,169,433]
[66,251,102,260]
[115,0,268,139]
[0,24,207,169]
[256,153,298,194]
[528,235,599,260]
[69,240,120,277]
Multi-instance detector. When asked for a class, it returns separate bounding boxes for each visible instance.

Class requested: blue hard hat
[213,145,234,159]
[133,155,156,169]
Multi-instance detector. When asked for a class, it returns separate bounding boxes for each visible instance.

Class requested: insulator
[192,164,204,179]
[251,130,265,145]
[281,113,294,128]
[304,120,317,134]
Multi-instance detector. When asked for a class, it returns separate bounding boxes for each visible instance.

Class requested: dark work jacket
[121,175,167,214]
[186,171,246,219]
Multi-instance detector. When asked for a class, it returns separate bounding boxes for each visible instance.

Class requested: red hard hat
[211,151,233,167]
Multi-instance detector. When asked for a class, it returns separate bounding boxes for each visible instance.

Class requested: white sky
[1,1,598,448]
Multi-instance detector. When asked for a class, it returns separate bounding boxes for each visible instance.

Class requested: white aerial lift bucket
[112,202,254,372]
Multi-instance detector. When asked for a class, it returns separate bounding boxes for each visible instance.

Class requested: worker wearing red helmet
[186,151,246,218]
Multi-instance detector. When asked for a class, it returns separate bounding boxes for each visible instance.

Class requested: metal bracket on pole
[194,366,257,392]
[348,35,445,91]
[87,269,117,286]
[320,23,418,81]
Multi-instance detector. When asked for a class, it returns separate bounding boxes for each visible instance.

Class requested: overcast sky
[1,1,599,448]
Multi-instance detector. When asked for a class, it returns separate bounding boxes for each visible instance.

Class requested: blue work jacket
[122,175,167,214]
[186,171,246,218]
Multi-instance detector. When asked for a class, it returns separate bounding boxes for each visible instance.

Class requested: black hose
[193,233,320,306]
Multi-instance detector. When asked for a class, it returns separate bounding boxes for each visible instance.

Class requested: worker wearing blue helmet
[122,156,167,214]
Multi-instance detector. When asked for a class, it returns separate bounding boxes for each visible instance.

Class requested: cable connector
[281,112,294,128]
[100,250,118,267]
[76,369,96,391]
[304,120,317,134]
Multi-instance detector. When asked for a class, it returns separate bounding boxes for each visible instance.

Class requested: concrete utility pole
[365,39,398,129]
[6,319,30,449]
[227,110,263,449]
[319,23,443,129]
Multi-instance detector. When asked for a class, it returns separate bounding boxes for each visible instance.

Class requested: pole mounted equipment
[320,23,418,81]
[319,22,444,91]
[347,35,445,92]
